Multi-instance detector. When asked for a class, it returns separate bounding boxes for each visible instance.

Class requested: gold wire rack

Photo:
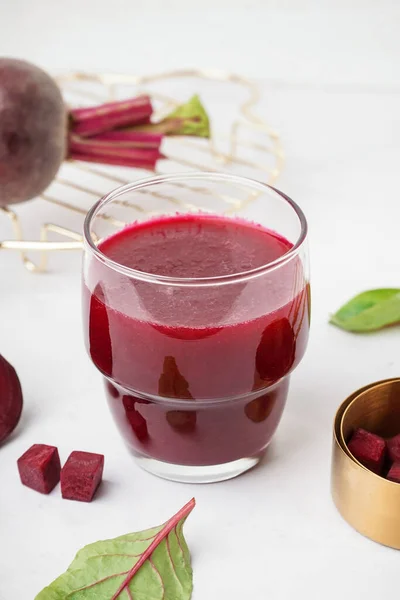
[0,68,284,272]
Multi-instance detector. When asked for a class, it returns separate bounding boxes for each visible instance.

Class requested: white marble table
[1,1,400,598]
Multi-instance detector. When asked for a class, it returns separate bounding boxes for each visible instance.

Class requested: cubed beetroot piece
[17,444,61,494]
[387,434,400,463]
[61,451,104,502]
[387,462,400,484]
[347,428,386,474]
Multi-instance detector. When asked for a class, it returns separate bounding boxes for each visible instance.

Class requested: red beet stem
[111,498,196,600]
[69,95,153,137]
[94,130,163,149]
[70,95,152,122]
[69,134,163,169]
[131,117,189,135]
[69,134,161,157]
[70,152,159,170]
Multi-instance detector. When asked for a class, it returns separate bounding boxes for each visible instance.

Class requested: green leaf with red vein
[35,499,195,600]
[134,95,211,138]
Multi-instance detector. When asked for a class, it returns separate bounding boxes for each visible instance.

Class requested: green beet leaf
[135,95,210,138]
[35,498,195,600]
[330,288,400,332]
[163,94,210,137]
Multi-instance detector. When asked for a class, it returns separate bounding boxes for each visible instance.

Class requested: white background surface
[1,1,400,598]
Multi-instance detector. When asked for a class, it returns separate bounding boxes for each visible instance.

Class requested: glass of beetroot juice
[82,173,310,483]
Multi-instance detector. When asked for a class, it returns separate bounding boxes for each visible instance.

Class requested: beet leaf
[330,288,400,332]
[35,499,195,599]
[135,95,211,137]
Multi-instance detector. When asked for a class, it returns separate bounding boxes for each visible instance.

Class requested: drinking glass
[82,172,310,483]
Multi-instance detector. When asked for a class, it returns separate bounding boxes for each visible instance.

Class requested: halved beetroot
[17,444,61,494]
[0,354,23,444]
[347,428,386,474]
[61,451,104,502]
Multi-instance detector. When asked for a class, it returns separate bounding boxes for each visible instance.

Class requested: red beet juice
[83,214,310,468]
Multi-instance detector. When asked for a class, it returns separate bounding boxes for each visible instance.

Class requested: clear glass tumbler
[82,172,310,483]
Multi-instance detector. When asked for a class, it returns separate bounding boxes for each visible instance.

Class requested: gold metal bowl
[331,378,400,550]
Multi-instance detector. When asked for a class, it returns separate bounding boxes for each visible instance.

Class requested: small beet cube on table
[387,434,400,463]
[347,428,386,474]
[61,451,104,502]
[387,462,400,484]
[17,444,61,494]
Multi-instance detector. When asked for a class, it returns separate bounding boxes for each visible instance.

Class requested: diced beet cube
[387,434,400,463]
[17,444,61,494]
[61,451,104,502]
[347,428,386,474]
[387,462,400,484]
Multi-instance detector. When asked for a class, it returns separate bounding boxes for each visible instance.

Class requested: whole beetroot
[0,60,211,206]
[0,58,66,206]
[0,354,23,443]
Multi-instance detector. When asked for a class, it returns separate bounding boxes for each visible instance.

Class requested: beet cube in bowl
[17,444,61,494]
[347,428,386,474]
[387,434,400,463]
[387,462,400,484]
[61,451,104,502]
